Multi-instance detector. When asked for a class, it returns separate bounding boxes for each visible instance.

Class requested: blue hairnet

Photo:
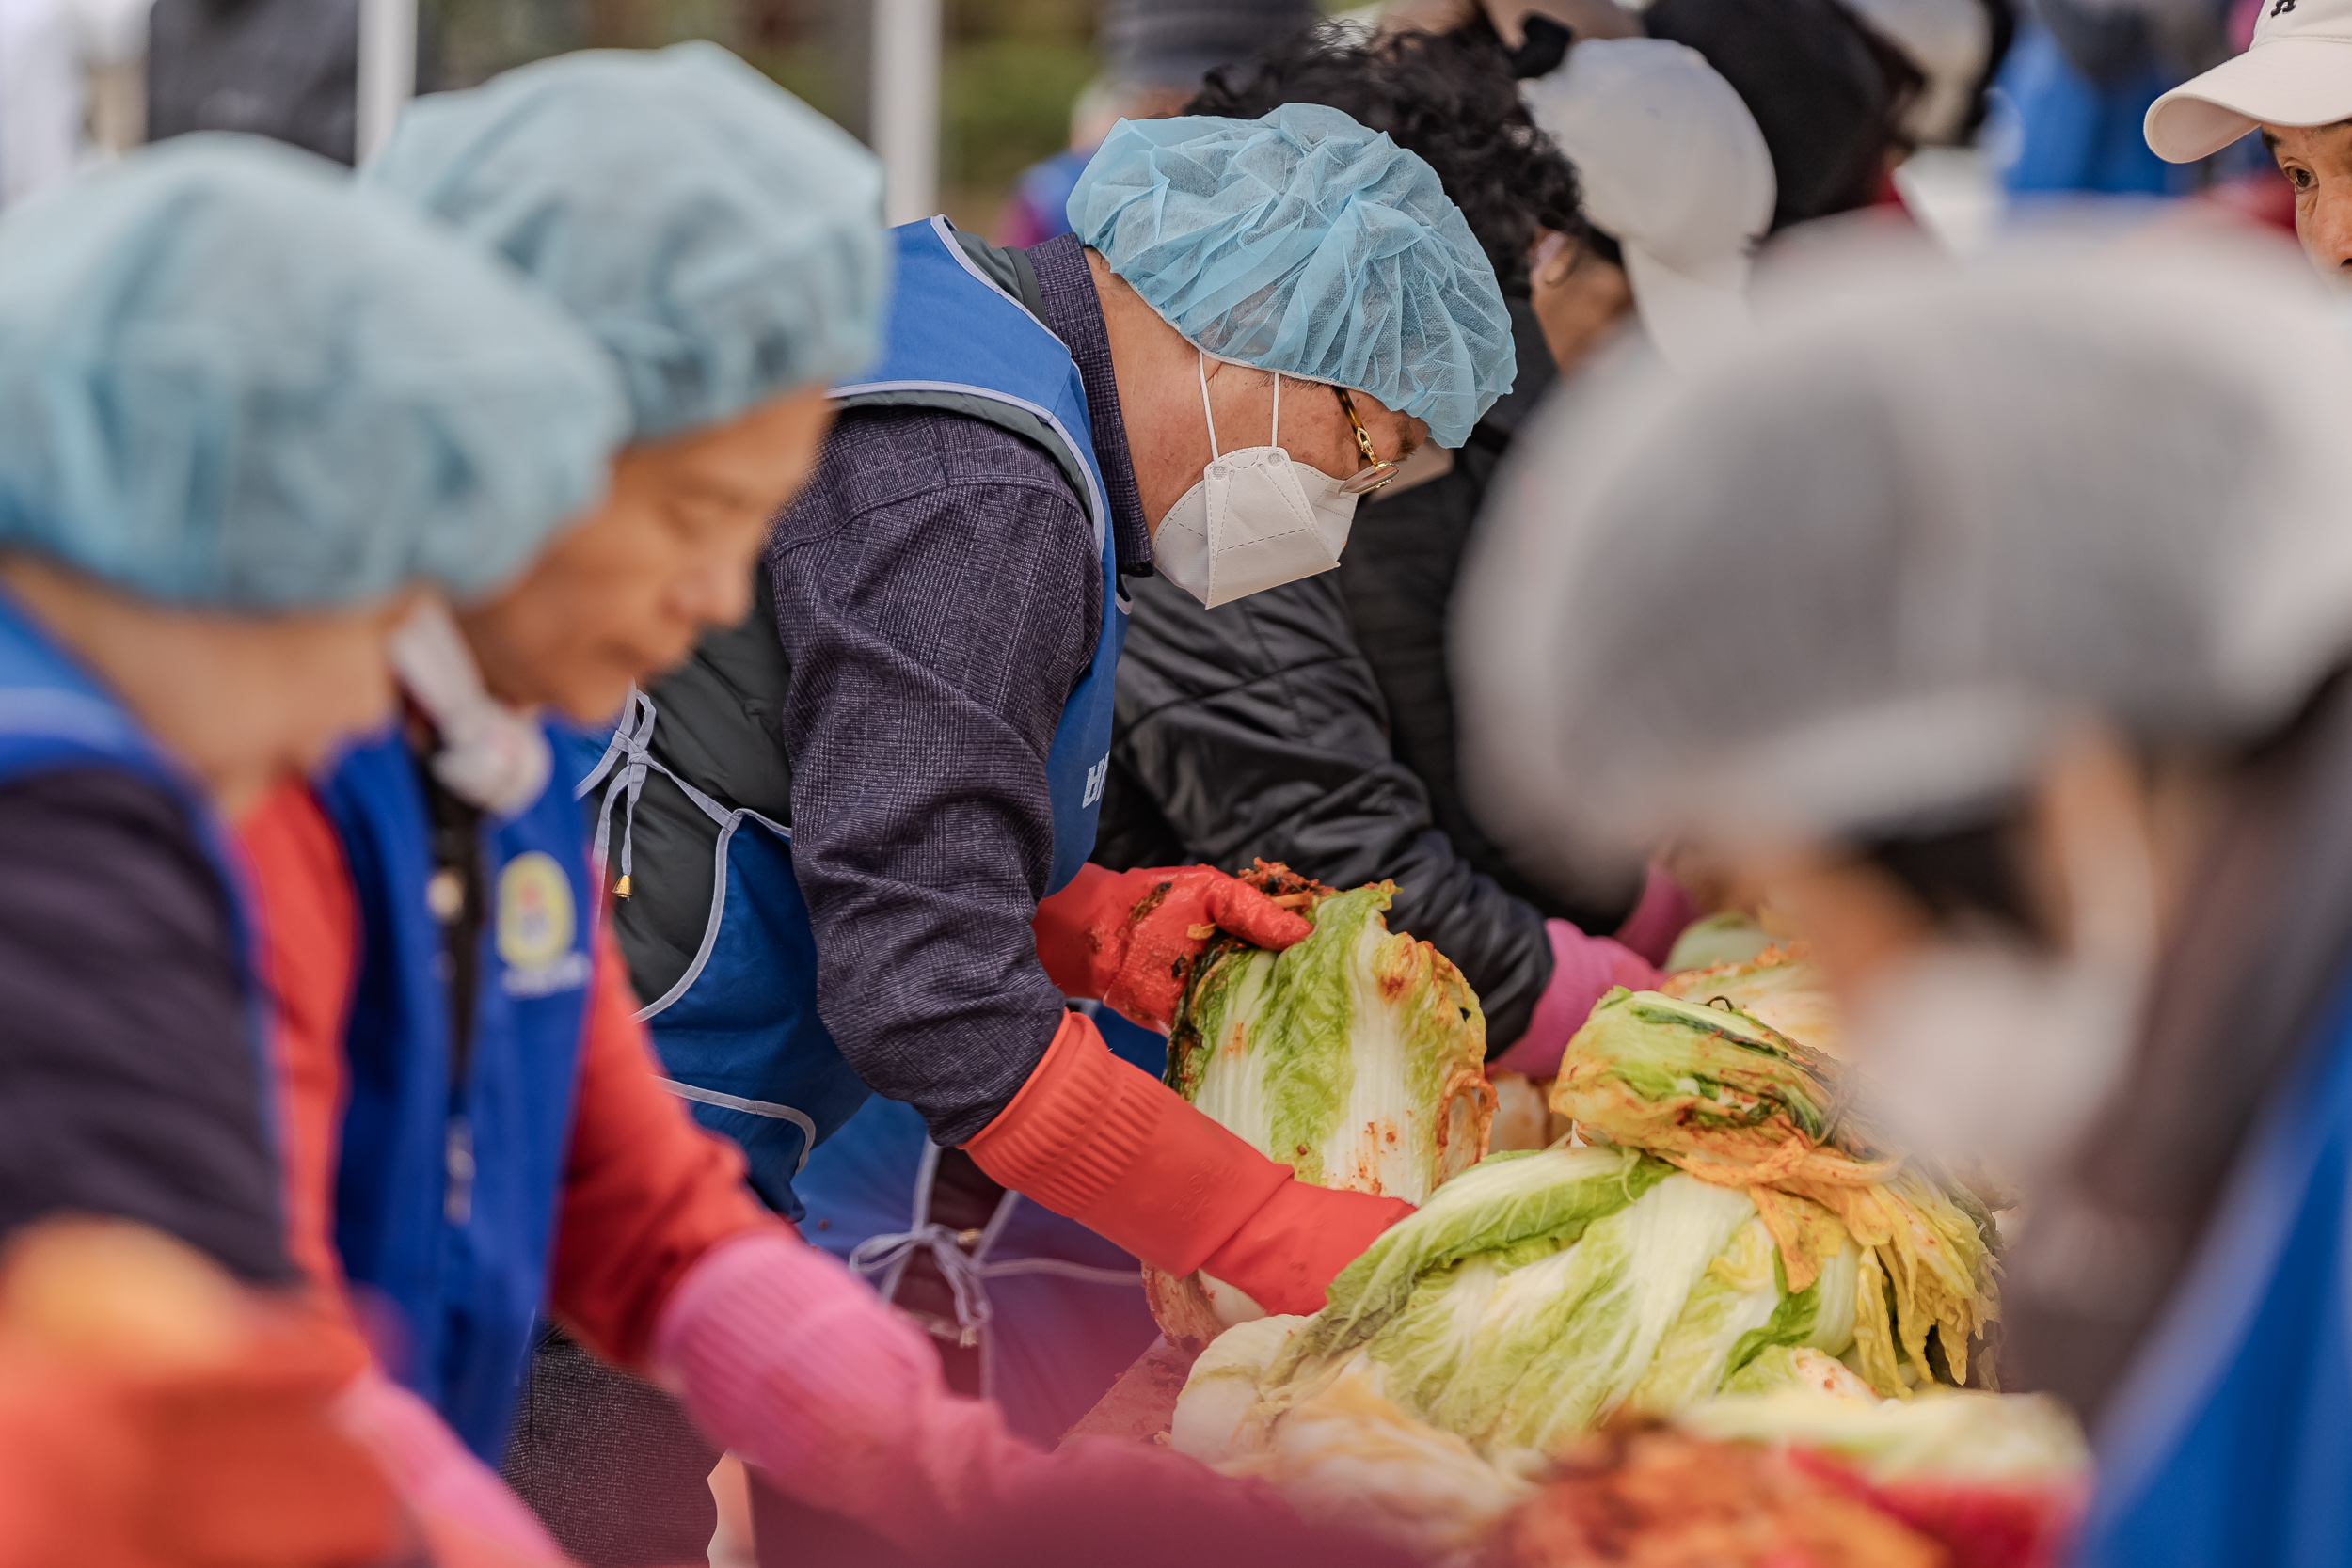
[0,134,626,611]
[1070,103,1514,450]
[366,42,888,442]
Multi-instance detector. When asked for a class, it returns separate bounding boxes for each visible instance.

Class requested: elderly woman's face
[456,387,835,721]
[2265,120,2352,282]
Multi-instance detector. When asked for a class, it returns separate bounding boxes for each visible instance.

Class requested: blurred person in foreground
[240,41,864,1565]
[2146,0,2352,276]
[995,0,1318,246]
[0,130,628,1561]
[1458,231,2352,1568]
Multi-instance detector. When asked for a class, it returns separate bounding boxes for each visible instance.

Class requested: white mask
[389,600,551,818]
[1845,803,2157,1191]
[1152,352,1359,609]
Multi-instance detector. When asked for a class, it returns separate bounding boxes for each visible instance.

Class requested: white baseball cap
[2145,0,2352,163]
[1523,38,1777,371]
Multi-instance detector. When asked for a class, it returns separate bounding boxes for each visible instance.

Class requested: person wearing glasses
[777,25,1592,1461]
[591,103,1510,1472]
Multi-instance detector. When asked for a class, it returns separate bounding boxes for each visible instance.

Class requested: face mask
[1153,352,1360,610]
[1844,802,2157,1192]
[389,600,551,818]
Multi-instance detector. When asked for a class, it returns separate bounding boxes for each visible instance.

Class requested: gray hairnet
[365,42,886,443]
[1072,103,1515,449]
[1455,236,2352,881]
[0,133,625,611]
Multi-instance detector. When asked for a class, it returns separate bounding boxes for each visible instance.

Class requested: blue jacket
[2081,982,2352,1565]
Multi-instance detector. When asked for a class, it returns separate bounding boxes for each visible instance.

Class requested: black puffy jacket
[1093,302,1642,1046]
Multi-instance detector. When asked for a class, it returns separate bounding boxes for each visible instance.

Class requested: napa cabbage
[1216,1151,1868,1462]
[1553,988,1999,1396]
[1168,880,1492,1201]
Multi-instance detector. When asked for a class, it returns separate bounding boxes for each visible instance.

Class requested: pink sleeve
[1612,862,1701,969]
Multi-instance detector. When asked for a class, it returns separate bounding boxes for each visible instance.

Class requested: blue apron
[0,587,266,1099]
[321,729,597,1463]
[580,214,1127,1217]
[2079,977,2352,1566]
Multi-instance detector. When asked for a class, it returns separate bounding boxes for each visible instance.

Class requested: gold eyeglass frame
[1333,386,1400,497]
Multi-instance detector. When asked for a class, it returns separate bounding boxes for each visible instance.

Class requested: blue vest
[581,216,1126,1214]
[321,729,597,1463]
[0,589,262,1087]
[2078,980,2352,1568]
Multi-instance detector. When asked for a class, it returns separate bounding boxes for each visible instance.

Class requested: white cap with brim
[1620,245,1756,374]
[1523,39,1776,372]
[2146,0,2352,163]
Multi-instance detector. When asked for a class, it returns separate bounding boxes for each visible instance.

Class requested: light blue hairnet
[366,42,888,442]
[1070,103,1514,450]
[0,134,627,611]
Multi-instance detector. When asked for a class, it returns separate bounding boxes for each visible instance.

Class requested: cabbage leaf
[1168,880,1492,1203]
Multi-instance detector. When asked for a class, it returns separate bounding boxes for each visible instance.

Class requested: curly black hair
[1184,22,1581,294]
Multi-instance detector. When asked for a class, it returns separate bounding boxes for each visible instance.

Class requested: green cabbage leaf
[1231,1150,1867,1459]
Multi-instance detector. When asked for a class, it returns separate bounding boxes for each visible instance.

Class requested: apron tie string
[578,689,656,897]
[847,1222,996,1347]
[575,688,734,897]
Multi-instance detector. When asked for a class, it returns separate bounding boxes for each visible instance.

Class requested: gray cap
[1102,0,1322,90]
[1455,235,2352,880]
[365,42,886,443]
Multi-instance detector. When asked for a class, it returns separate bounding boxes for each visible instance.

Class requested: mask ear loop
[1196,350,1220,460]
[1271,369,1281,449]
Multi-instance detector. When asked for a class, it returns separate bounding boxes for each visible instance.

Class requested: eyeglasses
[1334,387,1400,497]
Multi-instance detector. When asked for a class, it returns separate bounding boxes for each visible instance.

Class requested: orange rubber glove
[1033,863,1313,1032]
[0,1219,400,1568]
[962,1012,1411,1316]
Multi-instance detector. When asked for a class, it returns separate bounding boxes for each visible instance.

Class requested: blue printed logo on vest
[497,850,589,998]
[1083,754,1108,808]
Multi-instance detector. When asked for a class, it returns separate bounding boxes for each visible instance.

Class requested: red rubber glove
[1033,863,1312,1031]
[1491,919,1663,1079]
[963,1012,1411,1316]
